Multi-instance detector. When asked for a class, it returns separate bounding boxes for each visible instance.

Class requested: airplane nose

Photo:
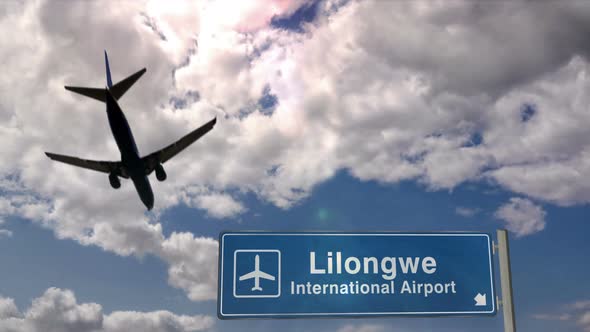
[132,176,155,211]
[142,193,154,210]
[135,180,154,210]
[144,198,154,211]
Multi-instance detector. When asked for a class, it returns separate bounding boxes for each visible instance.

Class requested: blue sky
[1,0,590,331]
[1,172,589,331]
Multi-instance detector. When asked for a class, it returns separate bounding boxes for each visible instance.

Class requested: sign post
[497,229,517,331]
[218,232,496,319]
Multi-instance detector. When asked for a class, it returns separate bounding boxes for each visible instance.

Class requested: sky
[0,0,589,331]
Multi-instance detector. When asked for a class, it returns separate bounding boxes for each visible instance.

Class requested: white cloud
[2,0,590,303]
[572,301,590,310]
[180,187,247,219]
[0,288,214,332]
[533,313,572,321]
[455,207,480,217]
[534,299,590,331]
[193,193,246,219]
[580,312,590,331]
[0,297,20,319]
[103,311,213,332]
[159,233,218,302]
[494,198,546,237]
[25,288,102,332]
[337,324,385,332]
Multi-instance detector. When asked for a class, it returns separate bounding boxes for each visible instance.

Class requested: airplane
[238,254,276,291]
[45,51,216,210]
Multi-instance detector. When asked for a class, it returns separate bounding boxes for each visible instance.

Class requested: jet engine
[109,173,121,189]
[155,164,167,181]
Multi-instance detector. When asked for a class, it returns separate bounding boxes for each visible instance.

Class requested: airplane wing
[257,271,275,281]
[238,271,275,281]
[45,152,128,178]
[141,117,216,175]
[238,271,257,281]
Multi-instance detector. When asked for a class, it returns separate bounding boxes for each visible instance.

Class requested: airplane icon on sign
[239,255,276,291]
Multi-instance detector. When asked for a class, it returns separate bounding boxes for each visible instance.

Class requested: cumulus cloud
[534,299,590,332]
[160,233,219,301]
[0,297,20,319]
[2,0,590,303]
[103,311,213,332]
[532,313,572,321]
[337,324,385,332]
[581,313,590,331]
[193,193,246,219]
[572,301,590,310]
[180,187,247,219]
[0,217,12,238]
[0,288,214,332]
[24,288,102,332]
[494,198,546,237]
[455,207,480,217]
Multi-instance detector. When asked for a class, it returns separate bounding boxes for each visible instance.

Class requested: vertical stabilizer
[65,51,146,102]
[104,50,113,88]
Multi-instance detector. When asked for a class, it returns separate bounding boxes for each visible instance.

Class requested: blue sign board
[218,232,496,318]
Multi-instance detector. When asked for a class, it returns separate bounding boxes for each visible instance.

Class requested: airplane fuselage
[105,89,154,210]
[238,254,275,291]
[46,51,216,211]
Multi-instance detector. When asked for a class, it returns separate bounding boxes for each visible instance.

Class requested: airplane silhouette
[45,51,216,210]
[239,254,276,291]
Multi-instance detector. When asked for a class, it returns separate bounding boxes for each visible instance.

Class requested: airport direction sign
[218,232,496,319]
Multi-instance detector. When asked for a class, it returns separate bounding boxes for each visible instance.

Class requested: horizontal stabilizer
[64,68,146,102]
[64,86,106,102]
[110,68,146,100]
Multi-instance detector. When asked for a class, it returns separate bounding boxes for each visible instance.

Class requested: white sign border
[219,232,496,318]
[233,249,281,298]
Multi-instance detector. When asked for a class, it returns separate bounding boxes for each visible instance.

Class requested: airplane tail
[104,50,113,88]
[64,50,146,103]
[252,286,263,291]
